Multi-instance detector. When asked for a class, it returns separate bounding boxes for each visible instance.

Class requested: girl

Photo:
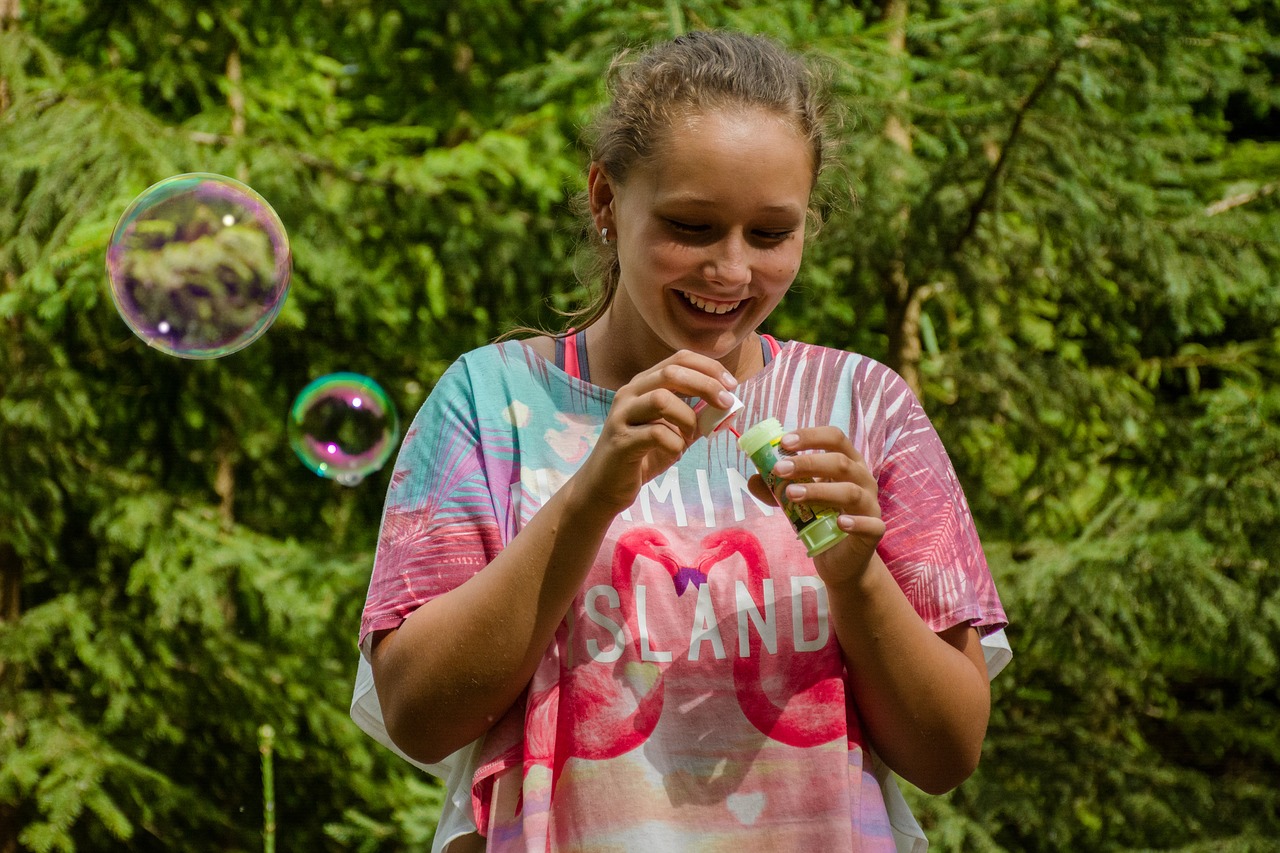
[352,30,1009,852]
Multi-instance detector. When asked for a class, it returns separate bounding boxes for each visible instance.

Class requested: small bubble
[288,373,399,486]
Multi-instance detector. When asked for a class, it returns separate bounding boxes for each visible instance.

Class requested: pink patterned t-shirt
[359,339,1007,852]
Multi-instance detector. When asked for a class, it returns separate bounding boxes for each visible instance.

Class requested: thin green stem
[259,724,276,853]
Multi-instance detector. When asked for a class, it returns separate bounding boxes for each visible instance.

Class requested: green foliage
[2,0,1278,850]
[323,774,444,853]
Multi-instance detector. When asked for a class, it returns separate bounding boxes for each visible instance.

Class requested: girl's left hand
[745,426,886,586]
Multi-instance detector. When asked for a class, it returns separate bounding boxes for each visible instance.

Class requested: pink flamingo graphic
[528,526,851,800]
[697,529,848,747]
[528,528,680,792]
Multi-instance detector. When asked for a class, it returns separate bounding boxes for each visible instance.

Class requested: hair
[529,30,838,339]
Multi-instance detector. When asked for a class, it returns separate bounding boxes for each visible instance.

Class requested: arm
[822,553,990,794]
[371,473,615,765]
[753,427,991,794]
[371,351,742,765]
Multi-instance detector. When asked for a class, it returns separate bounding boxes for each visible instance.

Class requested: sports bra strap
[760,333,782,365]
[554,328,591,382]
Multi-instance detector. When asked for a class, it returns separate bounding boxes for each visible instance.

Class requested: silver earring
[600,227,609,245]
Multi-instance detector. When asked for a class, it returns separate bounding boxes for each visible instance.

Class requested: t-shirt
[356,339,1009,852]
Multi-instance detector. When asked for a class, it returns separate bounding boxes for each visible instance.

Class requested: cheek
[766,248,804,285]
[647,242,703,277]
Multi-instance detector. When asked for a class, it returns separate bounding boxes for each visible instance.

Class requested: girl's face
[592,107,813,377]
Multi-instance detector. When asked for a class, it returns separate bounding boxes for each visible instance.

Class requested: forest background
[2,0,1278,851]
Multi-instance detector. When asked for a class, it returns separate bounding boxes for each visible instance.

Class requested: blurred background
[1,1,1277,850]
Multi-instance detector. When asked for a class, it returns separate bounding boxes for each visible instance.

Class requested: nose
[704,233,751,287]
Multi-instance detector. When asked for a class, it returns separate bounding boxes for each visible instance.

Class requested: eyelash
[666,219,706,234]
[665,220,794,242]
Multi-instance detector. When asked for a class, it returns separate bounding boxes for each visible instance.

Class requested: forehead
[658,105,811,162]
[628,107,814,209]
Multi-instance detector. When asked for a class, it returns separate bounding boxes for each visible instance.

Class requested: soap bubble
[288,373,399,486]
[106,173,291,359]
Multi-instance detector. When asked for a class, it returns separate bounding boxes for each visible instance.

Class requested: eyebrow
[658,197,805,216]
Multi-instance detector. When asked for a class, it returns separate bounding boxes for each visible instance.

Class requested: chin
[667,330,753,361]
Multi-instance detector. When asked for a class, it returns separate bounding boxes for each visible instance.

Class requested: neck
[583,312,765,391]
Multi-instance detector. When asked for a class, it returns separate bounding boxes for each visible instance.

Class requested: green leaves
[1,0,1278,850]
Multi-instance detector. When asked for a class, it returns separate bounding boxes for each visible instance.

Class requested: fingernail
[721,371,739,389]
[773,459,795,477]
[781,433,799,449]
[838,514,856,531]
[786,484,806,500]
[716,389,736,408]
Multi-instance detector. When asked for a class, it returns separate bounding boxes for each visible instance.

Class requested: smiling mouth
[679,290,743,315]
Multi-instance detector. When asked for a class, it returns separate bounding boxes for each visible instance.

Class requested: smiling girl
[352,30,1009,852]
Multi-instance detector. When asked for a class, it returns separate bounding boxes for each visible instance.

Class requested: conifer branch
[1205,181,1278,217]
[187,131,395,188]
[950,53,1064,255]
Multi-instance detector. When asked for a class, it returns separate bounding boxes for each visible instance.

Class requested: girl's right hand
[574,349,740,515]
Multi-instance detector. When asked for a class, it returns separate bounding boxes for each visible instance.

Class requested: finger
[835,513,886,539]
[783,480,880,519]
[747,473,779,507]
[628,421,689,467]
[605,418,688,470]
[774,428,877,489]
[615,388,701,446]
[628,352,739,408]
[780,426,853,454]
[771,452,877,495]
[665,348,742,391]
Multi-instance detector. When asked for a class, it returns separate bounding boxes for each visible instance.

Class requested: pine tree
[0,1,588,849]
[2,1,1278,850]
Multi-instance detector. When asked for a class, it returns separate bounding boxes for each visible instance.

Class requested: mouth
[678,290,743,315]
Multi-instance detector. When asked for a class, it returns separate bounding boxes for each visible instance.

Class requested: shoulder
[431,338,590,417]
[445,339,548,379]
[521,334,556,363]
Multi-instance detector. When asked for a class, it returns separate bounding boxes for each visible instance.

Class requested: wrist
[815,546,884,596]
[556,469,626,528]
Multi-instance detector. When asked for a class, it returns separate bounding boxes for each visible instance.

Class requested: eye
[755,229,795,243]
[665,219,708,234]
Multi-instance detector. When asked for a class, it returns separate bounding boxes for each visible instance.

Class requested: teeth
[681,291,741,314]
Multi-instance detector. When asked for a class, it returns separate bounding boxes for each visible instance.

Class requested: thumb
[746,473,779,507]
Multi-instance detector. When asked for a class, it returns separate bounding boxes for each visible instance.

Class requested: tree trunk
[886,283,925,395]
[218,28,245,527]
[0,0,17,115]
[880,0,924,398]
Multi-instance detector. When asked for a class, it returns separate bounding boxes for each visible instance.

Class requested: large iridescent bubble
[288,373,400,487]
[106,173,291,358]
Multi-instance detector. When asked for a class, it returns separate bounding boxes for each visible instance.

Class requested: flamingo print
[528,528,679,793]
[532,526,851,798]
[699,529,850,748]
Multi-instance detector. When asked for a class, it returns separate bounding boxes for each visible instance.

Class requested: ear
[587,163,616,232]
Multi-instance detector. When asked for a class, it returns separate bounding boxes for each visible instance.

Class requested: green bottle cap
[736,417,784,456]
[799,514,847,557]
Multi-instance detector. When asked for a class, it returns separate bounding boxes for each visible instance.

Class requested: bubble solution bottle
[737,417,848,557]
